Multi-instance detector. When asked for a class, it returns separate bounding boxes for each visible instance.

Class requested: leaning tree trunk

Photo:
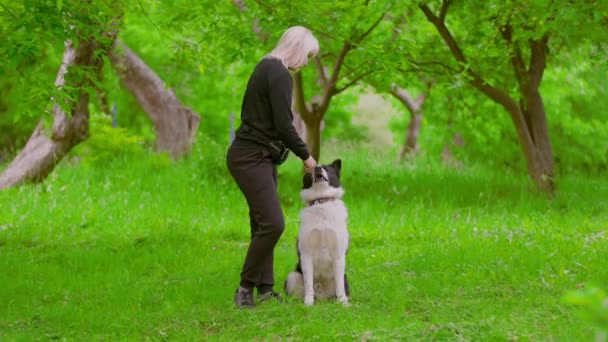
[109,40,200,159]
[0,38,109,190]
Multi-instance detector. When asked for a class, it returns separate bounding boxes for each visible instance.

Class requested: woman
[226,26,319,308]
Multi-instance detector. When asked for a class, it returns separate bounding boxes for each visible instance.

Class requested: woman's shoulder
[258,57,288,73]
[258,57,290,84]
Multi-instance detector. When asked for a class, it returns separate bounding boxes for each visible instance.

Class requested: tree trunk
[293,72,326,161]
[525,89,554,187]
[389,83,432,159]
[0,39,108,190]
[517,91,554,193]
[302,115,322,162]
[293,107,322,170]
[504,105,552,193]
[402,113,423,158]
[109,40,200,159]
[292,110,306,140]
[441,119,465,169]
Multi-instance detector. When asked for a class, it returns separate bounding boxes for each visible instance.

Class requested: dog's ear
[331,159,341,176]
[302,172,313,189]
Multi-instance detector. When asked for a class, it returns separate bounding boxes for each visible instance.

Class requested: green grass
[1,139,607,340]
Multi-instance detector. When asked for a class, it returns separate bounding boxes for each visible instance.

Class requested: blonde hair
[266,26,319,70]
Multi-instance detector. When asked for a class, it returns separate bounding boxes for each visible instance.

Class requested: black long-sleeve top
[233,57,310,160]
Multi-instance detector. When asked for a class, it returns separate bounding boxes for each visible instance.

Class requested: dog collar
[309,197,335,206]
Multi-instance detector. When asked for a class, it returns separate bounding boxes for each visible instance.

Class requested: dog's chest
[298,203,348,278]
[299,204,348,249]
[301,228,340,253]
[302,229,339,279]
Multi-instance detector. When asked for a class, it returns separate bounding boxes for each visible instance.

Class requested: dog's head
[301,159,343,204]
[303,159,341,189]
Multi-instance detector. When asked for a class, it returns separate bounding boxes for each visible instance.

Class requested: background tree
[388,77,435,159]
[1,0,607,193]
[243,0,407,161]
[410,0,608,194]
[0,1,121,190]
[109,41,200,159]
[360,9,440,161]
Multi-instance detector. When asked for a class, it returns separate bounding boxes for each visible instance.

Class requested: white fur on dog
[285,178,350,306]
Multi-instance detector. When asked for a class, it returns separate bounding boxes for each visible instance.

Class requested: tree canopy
[1,0,607,193]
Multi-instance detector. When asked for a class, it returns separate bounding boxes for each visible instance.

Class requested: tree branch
[499,24,527,92]
[316,30,343,42]
[419,3,467,65]
[232,0,270,42]
[0,2,17,19]
[341,59,373,79]
[418,3,516,111]
[334,69,375,95]
[313,56,328,86]
[293,71,310,117]
[405,58,460,75]
[396,66,441,74]
[416,75,436,107]
[231,0,247,11]
[251,0,275,14]
[528,34,549,91]
[439,0,451,22]
[326,10,384,88]
[419,3,486,88]
[328,42,353,87]
[313,41,354,115]
[357,12,386,43]
[389,84,418,115]
[389,77,433,115]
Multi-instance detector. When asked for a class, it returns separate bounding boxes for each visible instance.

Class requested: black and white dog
[284,159,350,306]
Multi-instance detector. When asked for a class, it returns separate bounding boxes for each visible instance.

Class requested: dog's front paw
[337,295,350,307]
[304,295,314,306]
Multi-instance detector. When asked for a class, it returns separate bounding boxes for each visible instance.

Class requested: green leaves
[1,0,607,174]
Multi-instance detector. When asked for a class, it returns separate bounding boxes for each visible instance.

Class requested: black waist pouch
[240,123,289,165]
[268,140,289,165]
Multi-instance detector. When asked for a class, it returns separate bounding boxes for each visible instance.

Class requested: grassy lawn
[1,140,607,340]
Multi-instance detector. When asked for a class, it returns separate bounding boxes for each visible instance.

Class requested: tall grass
[1,138,607,340]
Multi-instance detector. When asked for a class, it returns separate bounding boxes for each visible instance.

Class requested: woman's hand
[303,155,317,173]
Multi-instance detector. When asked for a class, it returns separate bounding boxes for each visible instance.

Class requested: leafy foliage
[1,0,607,175]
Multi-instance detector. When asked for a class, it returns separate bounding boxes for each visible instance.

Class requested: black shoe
[234,287,255,308]
[258,290,283,302]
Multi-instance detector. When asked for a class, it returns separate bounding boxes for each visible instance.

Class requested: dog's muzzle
[313,166,327,182]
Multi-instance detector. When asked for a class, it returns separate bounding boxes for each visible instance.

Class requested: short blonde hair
[267,26,319,70]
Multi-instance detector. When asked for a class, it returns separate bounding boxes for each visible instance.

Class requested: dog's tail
[284,271,305,299]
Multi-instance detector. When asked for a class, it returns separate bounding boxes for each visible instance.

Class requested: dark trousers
[226,142,285,290]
